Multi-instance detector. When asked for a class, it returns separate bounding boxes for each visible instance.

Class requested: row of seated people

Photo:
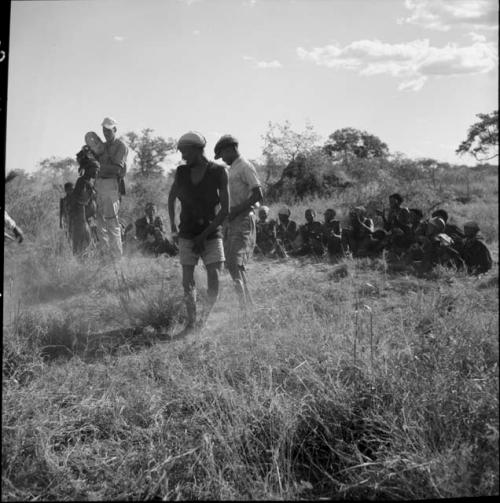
[254,194,492,276]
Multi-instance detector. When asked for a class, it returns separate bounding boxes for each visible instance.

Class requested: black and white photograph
[2,0,498,499]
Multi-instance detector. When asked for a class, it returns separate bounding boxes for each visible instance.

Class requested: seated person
[291,208,325,257]
[376,193,409,232]
[408,217,464,273]
[321,208,344,259]
[275,207,298,258]
[342,206,374,257]
[409,208,424,233]
[431,209,464,244]
[459,221,492,275]
[389,207,414,254]
[255,205,278,257]
[135,203,177,256]
[357,229,389,258]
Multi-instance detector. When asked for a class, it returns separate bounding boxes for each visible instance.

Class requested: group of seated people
[254,193,493,276]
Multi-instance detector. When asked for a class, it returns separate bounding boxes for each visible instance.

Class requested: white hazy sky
[6,0,499,172]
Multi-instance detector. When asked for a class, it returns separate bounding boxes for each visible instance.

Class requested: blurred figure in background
[460,221,492,275]
[59,182,74,241]
[342,206,374,257]
[321,208,344,261]
[4,210,24,244]
[254,205,278,257]
[275,206,298,258]
[291,208,325,257]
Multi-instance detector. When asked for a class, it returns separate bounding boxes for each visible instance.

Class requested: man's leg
[203,262,222,323]
[239,266,254,307]
[227,264,247,308]
[105,216,123,260]
[95,209,109,253]
[182,265,196,329]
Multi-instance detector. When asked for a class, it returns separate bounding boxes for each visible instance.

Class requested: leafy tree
[323,127,389,162]
[456,110,498,161]
[124,128,176,179]
[261,120,321,184]
[38,156,79,188]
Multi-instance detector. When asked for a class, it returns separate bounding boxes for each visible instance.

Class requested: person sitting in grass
[275,206,298,258]
[321,208,344,260]
[254,205,278,257]
[135,202,177,257]
[342,206,374,257]
[357,229,390,258]
[459,221,492,275]
[376,193,409,232]
[388,207,415,255]
[409,208,424,234]
[409,217,464,274]
[431,209,464,245]
[291,208,325,257]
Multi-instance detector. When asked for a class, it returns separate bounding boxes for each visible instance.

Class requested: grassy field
[2,213,498,500]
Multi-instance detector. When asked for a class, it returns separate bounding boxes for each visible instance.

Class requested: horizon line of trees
[7,109,497,225]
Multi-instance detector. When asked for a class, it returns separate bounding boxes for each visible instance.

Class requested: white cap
[102,117,118,129]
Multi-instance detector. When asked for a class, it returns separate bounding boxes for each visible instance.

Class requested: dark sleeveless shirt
[175,161,227,240]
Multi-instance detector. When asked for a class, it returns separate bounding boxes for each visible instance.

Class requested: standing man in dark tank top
[168,131,229,333]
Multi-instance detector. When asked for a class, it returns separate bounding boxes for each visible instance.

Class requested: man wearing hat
[460,221,492,275]
[214,134,263,308]
[95,116,129,260]
[168,131,229,332]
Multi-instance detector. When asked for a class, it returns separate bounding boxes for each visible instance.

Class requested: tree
[323,127,389,163]
[124,128,176,179]
[261,120,321,184]
[456,110,498,161]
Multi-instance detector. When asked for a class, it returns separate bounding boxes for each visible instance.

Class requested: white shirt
[227,156,261,208]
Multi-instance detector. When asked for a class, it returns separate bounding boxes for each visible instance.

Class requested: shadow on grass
[38,324,194,363]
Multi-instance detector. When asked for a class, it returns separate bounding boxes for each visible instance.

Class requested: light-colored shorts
[178,237,225,267]
[224,212,256,269]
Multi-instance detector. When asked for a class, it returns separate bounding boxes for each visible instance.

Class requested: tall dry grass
[2,251,498,499]
[2,162,498,500]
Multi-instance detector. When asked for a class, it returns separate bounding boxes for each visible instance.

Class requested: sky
[6,0,499,173]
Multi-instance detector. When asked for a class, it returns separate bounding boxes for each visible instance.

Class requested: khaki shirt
[98,138,128,178]
[227,156,261,208]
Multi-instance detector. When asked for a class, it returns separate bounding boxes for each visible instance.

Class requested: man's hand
[13,227,24,244]
[192,234,206,255]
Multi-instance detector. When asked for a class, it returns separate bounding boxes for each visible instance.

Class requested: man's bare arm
[168,179,179,233]
[229,186,263,221]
